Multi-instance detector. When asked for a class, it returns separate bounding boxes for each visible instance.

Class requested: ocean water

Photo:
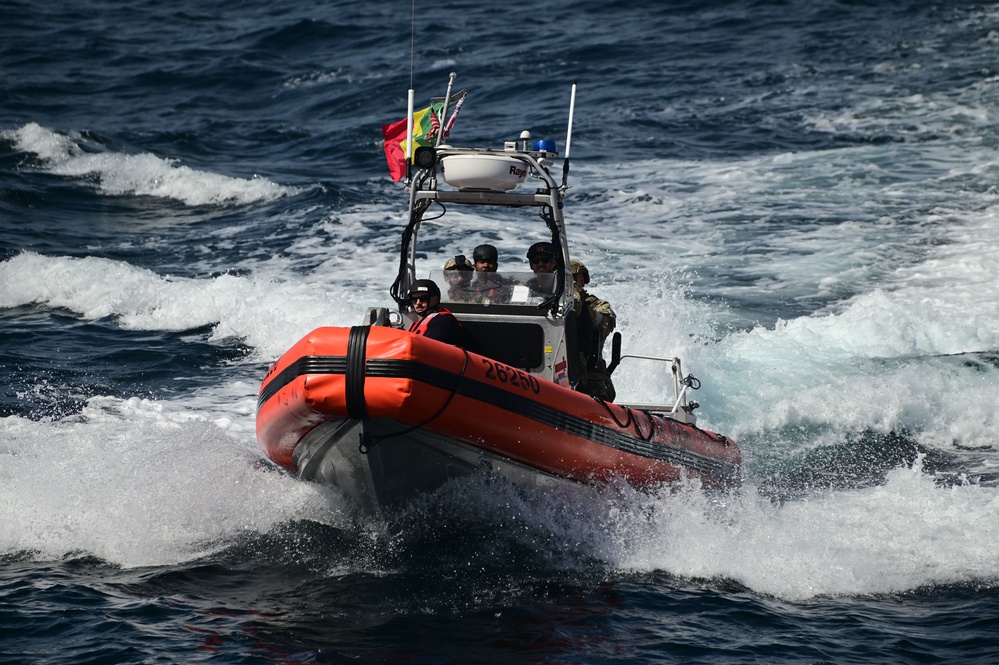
[3,0,999,662]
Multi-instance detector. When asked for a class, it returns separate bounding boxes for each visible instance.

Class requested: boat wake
[1,388,996,602]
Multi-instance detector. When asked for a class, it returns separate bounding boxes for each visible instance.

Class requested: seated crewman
[469,244,511,303]
[526,241,557,295]
[527,241,556,274]
[442,255,474,301]
[472,244,499,272]
[408,279,463,347]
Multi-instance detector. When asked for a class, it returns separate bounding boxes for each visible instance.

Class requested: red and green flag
[382,90,466,181]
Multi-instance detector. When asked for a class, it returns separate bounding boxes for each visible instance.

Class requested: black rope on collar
[359,346,471,454]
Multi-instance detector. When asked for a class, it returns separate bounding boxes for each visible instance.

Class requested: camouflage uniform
[571,260,617,401]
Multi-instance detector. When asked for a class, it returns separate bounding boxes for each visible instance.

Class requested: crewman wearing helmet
[527,241,557,274]
[442,255,474,302]
[525,241,557,296]
[408,279,463,347]
[469,243,511,304]
[571,259,617,401]
[472,244,499,272]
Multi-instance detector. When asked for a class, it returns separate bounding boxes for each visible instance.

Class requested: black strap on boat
[360,347,470,454]
[345,325,370,421]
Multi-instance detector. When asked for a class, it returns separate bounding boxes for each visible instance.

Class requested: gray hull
[292,418,575,519]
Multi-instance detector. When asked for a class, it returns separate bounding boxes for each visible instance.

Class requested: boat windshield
[428,269,558,307]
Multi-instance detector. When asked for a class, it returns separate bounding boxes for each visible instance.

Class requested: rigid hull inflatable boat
[256,82,741,518]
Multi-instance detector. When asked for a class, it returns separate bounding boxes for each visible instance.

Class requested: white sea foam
[393,462,999,600]
[692,207,999,449]
[0,398,349,568]
[4,122,298,206]
[0,251,365,359]
[2,387,995,596]
[568,140,999,452]
[4,133,997,455]
[600,460,999,600]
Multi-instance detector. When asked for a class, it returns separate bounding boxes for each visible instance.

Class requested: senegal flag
[382,90,466,182]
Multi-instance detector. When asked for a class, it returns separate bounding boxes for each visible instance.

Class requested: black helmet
[527,241,555,259]
[472,244,498,262]
[409,279,441,299]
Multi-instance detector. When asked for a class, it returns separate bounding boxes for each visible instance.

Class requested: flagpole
[444,93,464,136]
[405,88,415,179]
[435,72,457,147]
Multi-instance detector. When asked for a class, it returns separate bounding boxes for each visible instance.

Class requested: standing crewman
[408,279,463,347]
[571,259,617,401]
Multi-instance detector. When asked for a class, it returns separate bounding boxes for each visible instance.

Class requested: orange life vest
[408,308,457,336]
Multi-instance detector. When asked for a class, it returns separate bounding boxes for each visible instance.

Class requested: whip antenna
[405,0,417,181]
[562,82,576,189]
[409,0,415,91]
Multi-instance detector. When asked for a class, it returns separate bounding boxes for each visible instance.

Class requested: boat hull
[291,417,583,516]
[256,326,740,517]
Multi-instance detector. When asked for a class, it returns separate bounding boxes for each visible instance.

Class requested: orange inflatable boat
[257,326,740,517]
[256,84,740,517]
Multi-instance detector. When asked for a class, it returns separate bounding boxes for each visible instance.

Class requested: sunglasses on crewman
[410,293,432,303]
[529,254,554,265]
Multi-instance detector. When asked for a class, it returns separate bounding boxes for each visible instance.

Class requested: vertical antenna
[406,0,416,177]
[562,82,577,189]
[409,0,415,91]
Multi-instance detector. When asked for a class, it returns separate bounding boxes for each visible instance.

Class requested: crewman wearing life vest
[407,279,463,347]
[571,259,617,402]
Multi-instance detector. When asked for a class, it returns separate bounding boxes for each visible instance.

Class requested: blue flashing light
[532,139,558,154]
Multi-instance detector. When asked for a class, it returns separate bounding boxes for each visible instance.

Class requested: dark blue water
[3,1,999,662]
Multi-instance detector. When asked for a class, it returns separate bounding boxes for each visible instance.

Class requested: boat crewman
[408,279,463,347]
[442,255,474,302]
[527,241,557,273]
[472,244,499,272]
[469,244,512,303]
[572,259,617,402]
[526,241,557,295]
